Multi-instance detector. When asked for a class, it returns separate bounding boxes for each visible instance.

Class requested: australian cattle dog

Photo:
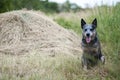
[81,18,105,70]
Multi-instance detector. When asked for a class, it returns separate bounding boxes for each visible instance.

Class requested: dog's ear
[92,18,97,28]
[81,18,86,29]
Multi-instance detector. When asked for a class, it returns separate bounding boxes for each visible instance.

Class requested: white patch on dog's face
[82,24,96,43]
[81,18,97,43]
[83,24,96,38]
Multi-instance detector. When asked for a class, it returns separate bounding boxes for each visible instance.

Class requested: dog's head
[81,18,97,43]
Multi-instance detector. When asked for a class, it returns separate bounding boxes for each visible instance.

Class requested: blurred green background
[0,0,81,13]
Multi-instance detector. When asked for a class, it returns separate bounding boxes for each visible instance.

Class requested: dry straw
[0,10,82,56]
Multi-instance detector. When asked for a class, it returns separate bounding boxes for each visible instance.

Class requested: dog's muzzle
[86,33,91,43]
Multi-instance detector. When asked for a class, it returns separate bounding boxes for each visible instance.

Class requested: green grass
[92,5,120,80]
[53,4,120,80]
[54,17,81,35]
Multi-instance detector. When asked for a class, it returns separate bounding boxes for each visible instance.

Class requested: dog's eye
[84,29,87,31]
[90,29,94,31]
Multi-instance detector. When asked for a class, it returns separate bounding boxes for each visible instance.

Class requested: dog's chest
[81,42,99,53]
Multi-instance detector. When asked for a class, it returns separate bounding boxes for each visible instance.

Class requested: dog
[81,18,105,70]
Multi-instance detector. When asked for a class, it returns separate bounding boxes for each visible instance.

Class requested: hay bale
[0,10,82,56]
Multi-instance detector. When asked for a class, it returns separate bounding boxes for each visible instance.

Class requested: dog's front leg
[98,51,105,64]
[100,56,105,64]
[81,55,88,71]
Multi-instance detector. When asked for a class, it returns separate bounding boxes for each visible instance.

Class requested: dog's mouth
[86,37,91,43]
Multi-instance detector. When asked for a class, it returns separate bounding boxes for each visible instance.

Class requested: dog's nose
[86,33,90,37]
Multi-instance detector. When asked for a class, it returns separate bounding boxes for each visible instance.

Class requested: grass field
[0,4,120,80]
[0,52,109,80]
[54,4,120,80]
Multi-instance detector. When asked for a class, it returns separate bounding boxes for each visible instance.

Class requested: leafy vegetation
[0,0,59,13]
